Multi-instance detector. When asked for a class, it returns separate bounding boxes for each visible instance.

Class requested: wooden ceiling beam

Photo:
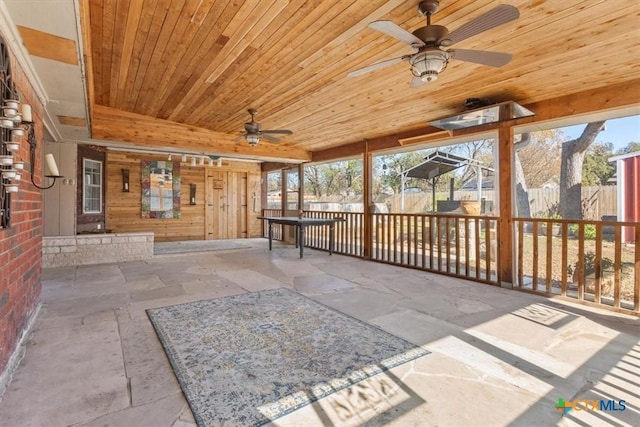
[91,105,311,162]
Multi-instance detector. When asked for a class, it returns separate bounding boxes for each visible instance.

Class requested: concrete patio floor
[0,239,638,427]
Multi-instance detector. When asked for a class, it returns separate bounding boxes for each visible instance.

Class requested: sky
[561,115,640,151]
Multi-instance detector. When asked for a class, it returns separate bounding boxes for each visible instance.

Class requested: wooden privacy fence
[514,218,639,314]
[384,185,617,219]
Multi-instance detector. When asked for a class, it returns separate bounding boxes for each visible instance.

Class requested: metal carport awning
[400,150,494,212]
[404,151,471,180]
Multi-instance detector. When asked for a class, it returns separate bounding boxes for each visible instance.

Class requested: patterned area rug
[147,288,429,427]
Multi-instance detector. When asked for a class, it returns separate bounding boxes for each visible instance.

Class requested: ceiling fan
[348,0,519,87]
[235,108,293,146]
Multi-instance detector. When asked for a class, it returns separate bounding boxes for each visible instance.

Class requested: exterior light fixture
[246,134,260,146]
[409,48,450,82]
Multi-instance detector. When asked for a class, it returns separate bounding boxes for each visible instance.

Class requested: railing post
[363,142,373,259]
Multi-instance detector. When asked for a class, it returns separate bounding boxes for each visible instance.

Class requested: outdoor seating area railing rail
[262,210,639,314]
[261,209,499,285]
[513,218,639,314]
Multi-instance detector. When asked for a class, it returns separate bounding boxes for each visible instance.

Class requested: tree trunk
[558,121,606,219]
[514,133,531,217]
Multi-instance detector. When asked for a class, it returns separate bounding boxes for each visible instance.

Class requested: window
[83,159,102,214]
[285,169,299,211]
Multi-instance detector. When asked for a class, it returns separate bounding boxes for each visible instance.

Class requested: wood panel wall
[106,151,261,241]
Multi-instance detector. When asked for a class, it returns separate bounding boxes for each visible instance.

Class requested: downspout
[73,0,92,138]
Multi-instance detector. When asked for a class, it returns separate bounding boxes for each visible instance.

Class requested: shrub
[568,224,596,240]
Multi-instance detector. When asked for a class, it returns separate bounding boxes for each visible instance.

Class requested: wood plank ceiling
[84,0,640,162]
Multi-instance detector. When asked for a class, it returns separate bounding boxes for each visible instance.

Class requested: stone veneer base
[42,232,154,268]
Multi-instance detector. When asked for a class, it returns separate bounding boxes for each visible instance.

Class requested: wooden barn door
[206,171,248,239]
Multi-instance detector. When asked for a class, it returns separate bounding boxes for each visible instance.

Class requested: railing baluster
[455,218,460,275]
[517,220,524,288]
[387,214,392,262]
[484,218,491,281]
[561,222,568,296]
[634,226,639,312]
[577,224,585,302]
[474,218,480,279]
[465,217,470,277]
[532,221,539,291]
[614,226,622,308]
[594,223,602,305]
[399,215,404,265]
[445,217,451,273]
[545,220,553,293]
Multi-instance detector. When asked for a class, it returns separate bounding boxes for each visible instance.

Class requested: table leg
[295,225,299,248]
[299,224,304,258]
[268,222,273,251]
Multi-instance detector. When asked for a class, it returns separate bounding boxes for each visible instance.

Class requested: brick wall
[0,41,44,375]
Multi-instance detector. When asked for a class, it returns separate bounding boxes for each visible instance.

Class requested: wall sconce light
[190,156,196,167]
[181,154,187,163]
[121,168,130,192]
[190,183,196,205]
[30,134,63,190]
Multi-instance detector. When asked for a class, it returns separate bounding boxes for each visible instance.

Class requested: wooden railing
[261,209,283,240]
[372,213,499,285]
[303,210,364,257]
[260,210,638,314]
[514,218,639,314]
[261,209,499,284]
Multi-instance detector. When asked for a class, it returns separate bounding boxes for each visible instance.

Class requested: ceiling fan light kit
[348,0,519,86]
[410,49,450,82]
[246,133,260,146]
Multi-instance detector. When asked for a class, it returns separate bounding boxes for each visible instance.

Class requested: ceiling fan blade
[347,56,406,78]
[444,5,519,45]
[234,134,245,142]
[452,49,512,67]
[262,129,293,135]
[410,76,426,88]
[369,20,425,47]
[261,134,281,143]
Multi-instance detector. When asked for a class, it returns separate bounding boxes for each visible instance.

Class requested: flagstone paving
[0,239,638,427]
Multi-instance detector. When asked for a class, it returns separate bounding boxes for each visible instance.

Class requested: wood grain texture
[81,0,640,159]
[106,151,261,241]
[17,25,78,65]
[58,116,87,127]
[92,105,311,162]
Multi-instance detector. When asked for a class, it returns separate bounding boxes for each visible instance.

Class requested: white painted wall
[43,141,76,236]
